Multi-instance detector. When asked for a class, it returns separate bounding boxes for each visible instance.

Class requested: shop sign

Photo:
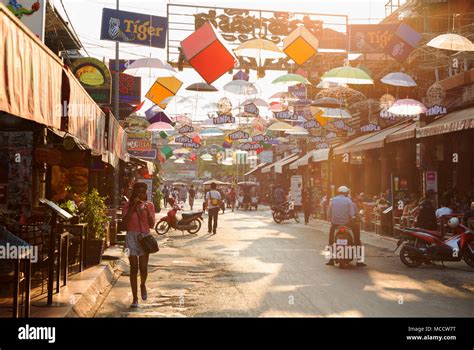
[290,175,303,206]
[273,110,298,120]
[100,8,168,48]
[333,120,352,131]
[109,59,136,72]
[128,149,157,160]
[288,84,307,100]
[127,139,151,151]
[228,130,249,141]
[304,120,319,129]
[426,105,447,117]
[175,135,193,144]
[3,0,46,41]
[252,134,271,142]
[349,24,398,53]
[425,171,438,193]
[243,103,259,116]
[111,72,141,105]
[70,57,112,104]
[182,142,201,149]
[213,114,235,124]
[178,125,195,134]
[360,123,380,132]
[239,143,263,151]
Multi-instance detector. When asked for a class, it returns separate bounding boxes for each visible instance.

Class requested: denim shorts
[125,231,149,256]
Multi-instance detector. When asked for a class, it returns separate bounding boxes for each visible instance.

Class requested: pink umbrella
[147,122,175,131]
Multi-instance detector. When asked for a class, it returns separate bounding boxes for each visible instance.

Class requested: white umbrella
[427,33,474,51]
[321,66,373,85]
[285,126,309,135]
[124,58,176,77]
[381,72,417,87]
[267,121,293,131]
[224,80,258,95]
[388,99,427,116]
[320,107,352,119]
[234,38,286,65]
[240,98,269,108]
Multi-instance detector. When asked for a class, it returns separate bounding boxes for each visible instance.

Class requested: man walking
[162,185,169,208]
[206,183,222,235]
[189,185,196,210]
[302,189,312,225]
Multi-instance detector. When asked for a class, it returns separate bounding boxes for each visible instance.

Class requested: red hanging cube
[181,22,236,84]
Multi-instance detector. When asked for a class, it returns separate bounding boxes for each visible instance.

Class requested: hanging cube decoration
[145,76,183,107]
[283,26,319,66]
[181,22,236,84]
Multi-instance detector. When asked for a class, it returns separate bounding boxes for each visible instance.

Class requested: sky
[52,0,407,119]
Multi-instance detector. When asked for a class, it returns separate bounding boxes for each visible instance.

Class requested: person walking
[122,182,155,308]
[189,185,196,210]
[206,183,222,234]
[229,187,237,212]
[179,185,188,204]
[302,189,312,225]
[162,185,169,208]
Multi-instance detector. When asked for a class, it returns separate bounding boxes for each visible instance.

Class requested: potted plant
[80,189,110,267]
[154,188,163,213]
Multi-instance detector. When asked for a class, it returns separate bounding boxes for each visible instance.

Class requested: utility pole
[112,0,120,243]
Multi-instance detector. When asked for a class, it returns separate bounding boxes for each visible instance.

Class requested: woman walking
[123,182,155,308]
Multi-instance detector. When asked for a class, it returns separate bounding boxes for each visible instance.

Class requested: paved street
[96,201,474,317]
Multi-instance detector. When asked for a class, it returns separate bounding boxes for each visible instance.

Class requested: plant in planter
[80,189,110,267]
[154,188,163,213]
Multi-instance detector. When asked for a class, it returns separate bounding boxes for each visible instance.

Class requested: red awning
[104,114,129,167]
[0,4,63,129]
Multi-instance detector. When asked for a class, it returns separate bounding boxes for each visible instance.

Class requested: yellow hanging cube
[145,76,183,107]
[283,26,319,66]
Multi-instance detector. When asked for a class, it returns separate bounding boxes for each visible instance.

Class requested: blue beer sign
[100,8,168,48]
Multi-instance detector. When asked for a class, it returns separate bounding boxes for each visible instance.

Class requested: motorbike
[396,221,474,268]
[155,204,203,235]
[271,201,299,224]
[332,225,356,269]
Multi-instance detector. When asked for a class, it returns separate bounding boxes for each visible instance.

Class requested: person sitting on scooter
[326,186,365,267]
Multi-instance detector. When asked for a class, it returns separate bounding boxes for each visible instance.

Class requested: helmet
[447,217,459,228]
[337,186,350,194]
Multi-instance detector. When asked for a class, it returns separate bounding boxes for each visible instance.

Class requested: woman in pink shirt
[122,182,155,308]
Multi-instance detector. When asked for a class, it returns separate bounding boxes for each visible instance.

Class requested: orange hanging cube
[283,26,319,66]
[181,22,236,84]
[145,76,183,107]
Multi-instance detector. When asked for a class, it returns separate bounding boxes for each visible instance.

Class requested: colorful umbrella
[240,98,269,108]
[321,66,373,85]
[200,128,225,137]
[234,38,285,64]
[381,72,417,87]
[147,121,174,131]
[185,82,218,92]
[270,92,299,101]
[320,107,352,119]
[272,73,310,86]
[285,126,309,135]
[267,121,293,131]
[312,97,343,107]
[124,58,176,77]
[223,80,258,95]
[388,99,427,116]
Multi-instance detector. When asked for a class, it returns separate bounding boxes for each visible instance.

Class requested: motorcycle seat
[182,211,202,219]
[407,227,443,238]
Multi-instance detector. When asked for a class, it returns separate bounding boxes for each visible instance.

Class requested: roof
[244,162,267,177]
[261,154,295,173]
[416,107,474,138]
[386,122,417,143]
[275,154,299,173]
[289,148,330,169]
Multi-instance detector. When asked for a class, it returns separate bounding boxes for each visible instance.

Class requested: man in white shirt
[435,200,453,219]
[205,183,222,235]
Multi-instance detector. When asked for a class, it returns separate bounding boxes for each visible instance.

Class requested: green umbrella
[321,66,373,85]
[160,146,173,159]
[271,73,310,86]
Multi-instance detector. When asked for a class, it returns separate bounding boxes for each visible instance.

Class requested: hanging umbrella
[269,101,287,112]
[320,107,352,119]
[312,97,343,107]
[201,153,214,161]
[147,121,174,131]
[203,179,226,185]
[272,73,310,86]
[174,148,191,155]
[234,38,286,64]
[172,182,187,186]
[426,33,474,51]
[147,111,173,125]
[270,92,299,101]
[316,80,347,89]
[200,128,225,137]
[223,80,258,95]
[240,98,269,108]
[185,82,218,92]
[174,158,186,164]
[388,99,427,116]
[321,66,373,85]
[285,126,309,135]
[124,58,176,77]
[172,114,193,124]
[381,72,417,87]
[267,121,293,131]
[233,70,249,81]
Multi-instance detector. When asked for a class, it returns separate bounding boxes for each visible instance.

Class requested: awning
[275,154,299,174]
[130,156,155,174]
[416,107,474,138]
[386,122,417,143]
[244,162,267,177]
[104,114,129,168]
[334,123,407,154]
[47,127,89,150]
[0,4,63,129]
[261,154,295,174]
[290,148,330,169]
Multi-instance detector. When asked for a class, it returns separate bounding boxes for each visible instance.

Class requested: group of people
[162,185,197,210]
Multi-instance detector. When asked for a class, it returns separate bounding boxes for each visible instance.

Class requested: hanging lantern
[380,94,396,111]
[217,97,233,115]
[426,82,446,106]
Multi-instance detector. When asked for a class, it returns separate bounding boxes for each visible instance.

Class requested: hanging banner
[70,57,112,105]
[213,114,235,124]
[3,0,46,41]
[349,24,398,53]
[239,143,263,151]
[273,110,298,120]
[100,8,168,48]
[178,125,195,133]
[243,103,259,116]
[182,142,201,149]
[426,105,447,117]
[252,134,271,142]
[128,149,157,159]
[228,130,249,141]
[109,59,136,72]
[288,84,307,100]
[360,123,381,132]
[175,135,193,144]
[303,120,319,129]
[127,139,152,151]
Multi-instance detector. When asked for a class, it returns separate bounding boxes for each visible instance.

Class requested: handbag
[135,205,159,254]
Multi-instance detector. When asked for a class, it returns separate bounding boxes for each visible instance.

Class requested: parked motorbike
[396,218,474,268]
[271,201,299,224]
[155,203,203,235]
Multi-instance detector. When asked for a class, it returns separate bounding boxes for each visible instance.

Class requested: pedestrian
[189,185,196,211]
[122,182,155,308]
[415,192,437,230]
[229,187,237,212]
[274,185,285,206]
[435,199,453,219]
[206,183,222,234]
[162,185,169,208]
[302,189,312,225]
[218,188,225,213]
[180,185,187,204]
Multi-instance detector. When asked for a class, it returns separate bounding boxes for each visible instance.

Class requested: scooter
[155,203,203,235]
[332,225,355,269]
[396,220,474,268]
[271,201,299,224]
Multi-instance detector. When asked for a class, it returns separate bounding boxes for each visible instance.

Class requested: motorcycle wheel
[462,244,474,268]
[294,212,300,223]
[272,211,283,224]
[399,245,422,268]
[155,220,170,235]
[187,219,201,235]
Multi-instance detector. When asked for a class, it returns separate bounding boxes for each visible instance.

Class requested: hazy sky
[53,0,405,117]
